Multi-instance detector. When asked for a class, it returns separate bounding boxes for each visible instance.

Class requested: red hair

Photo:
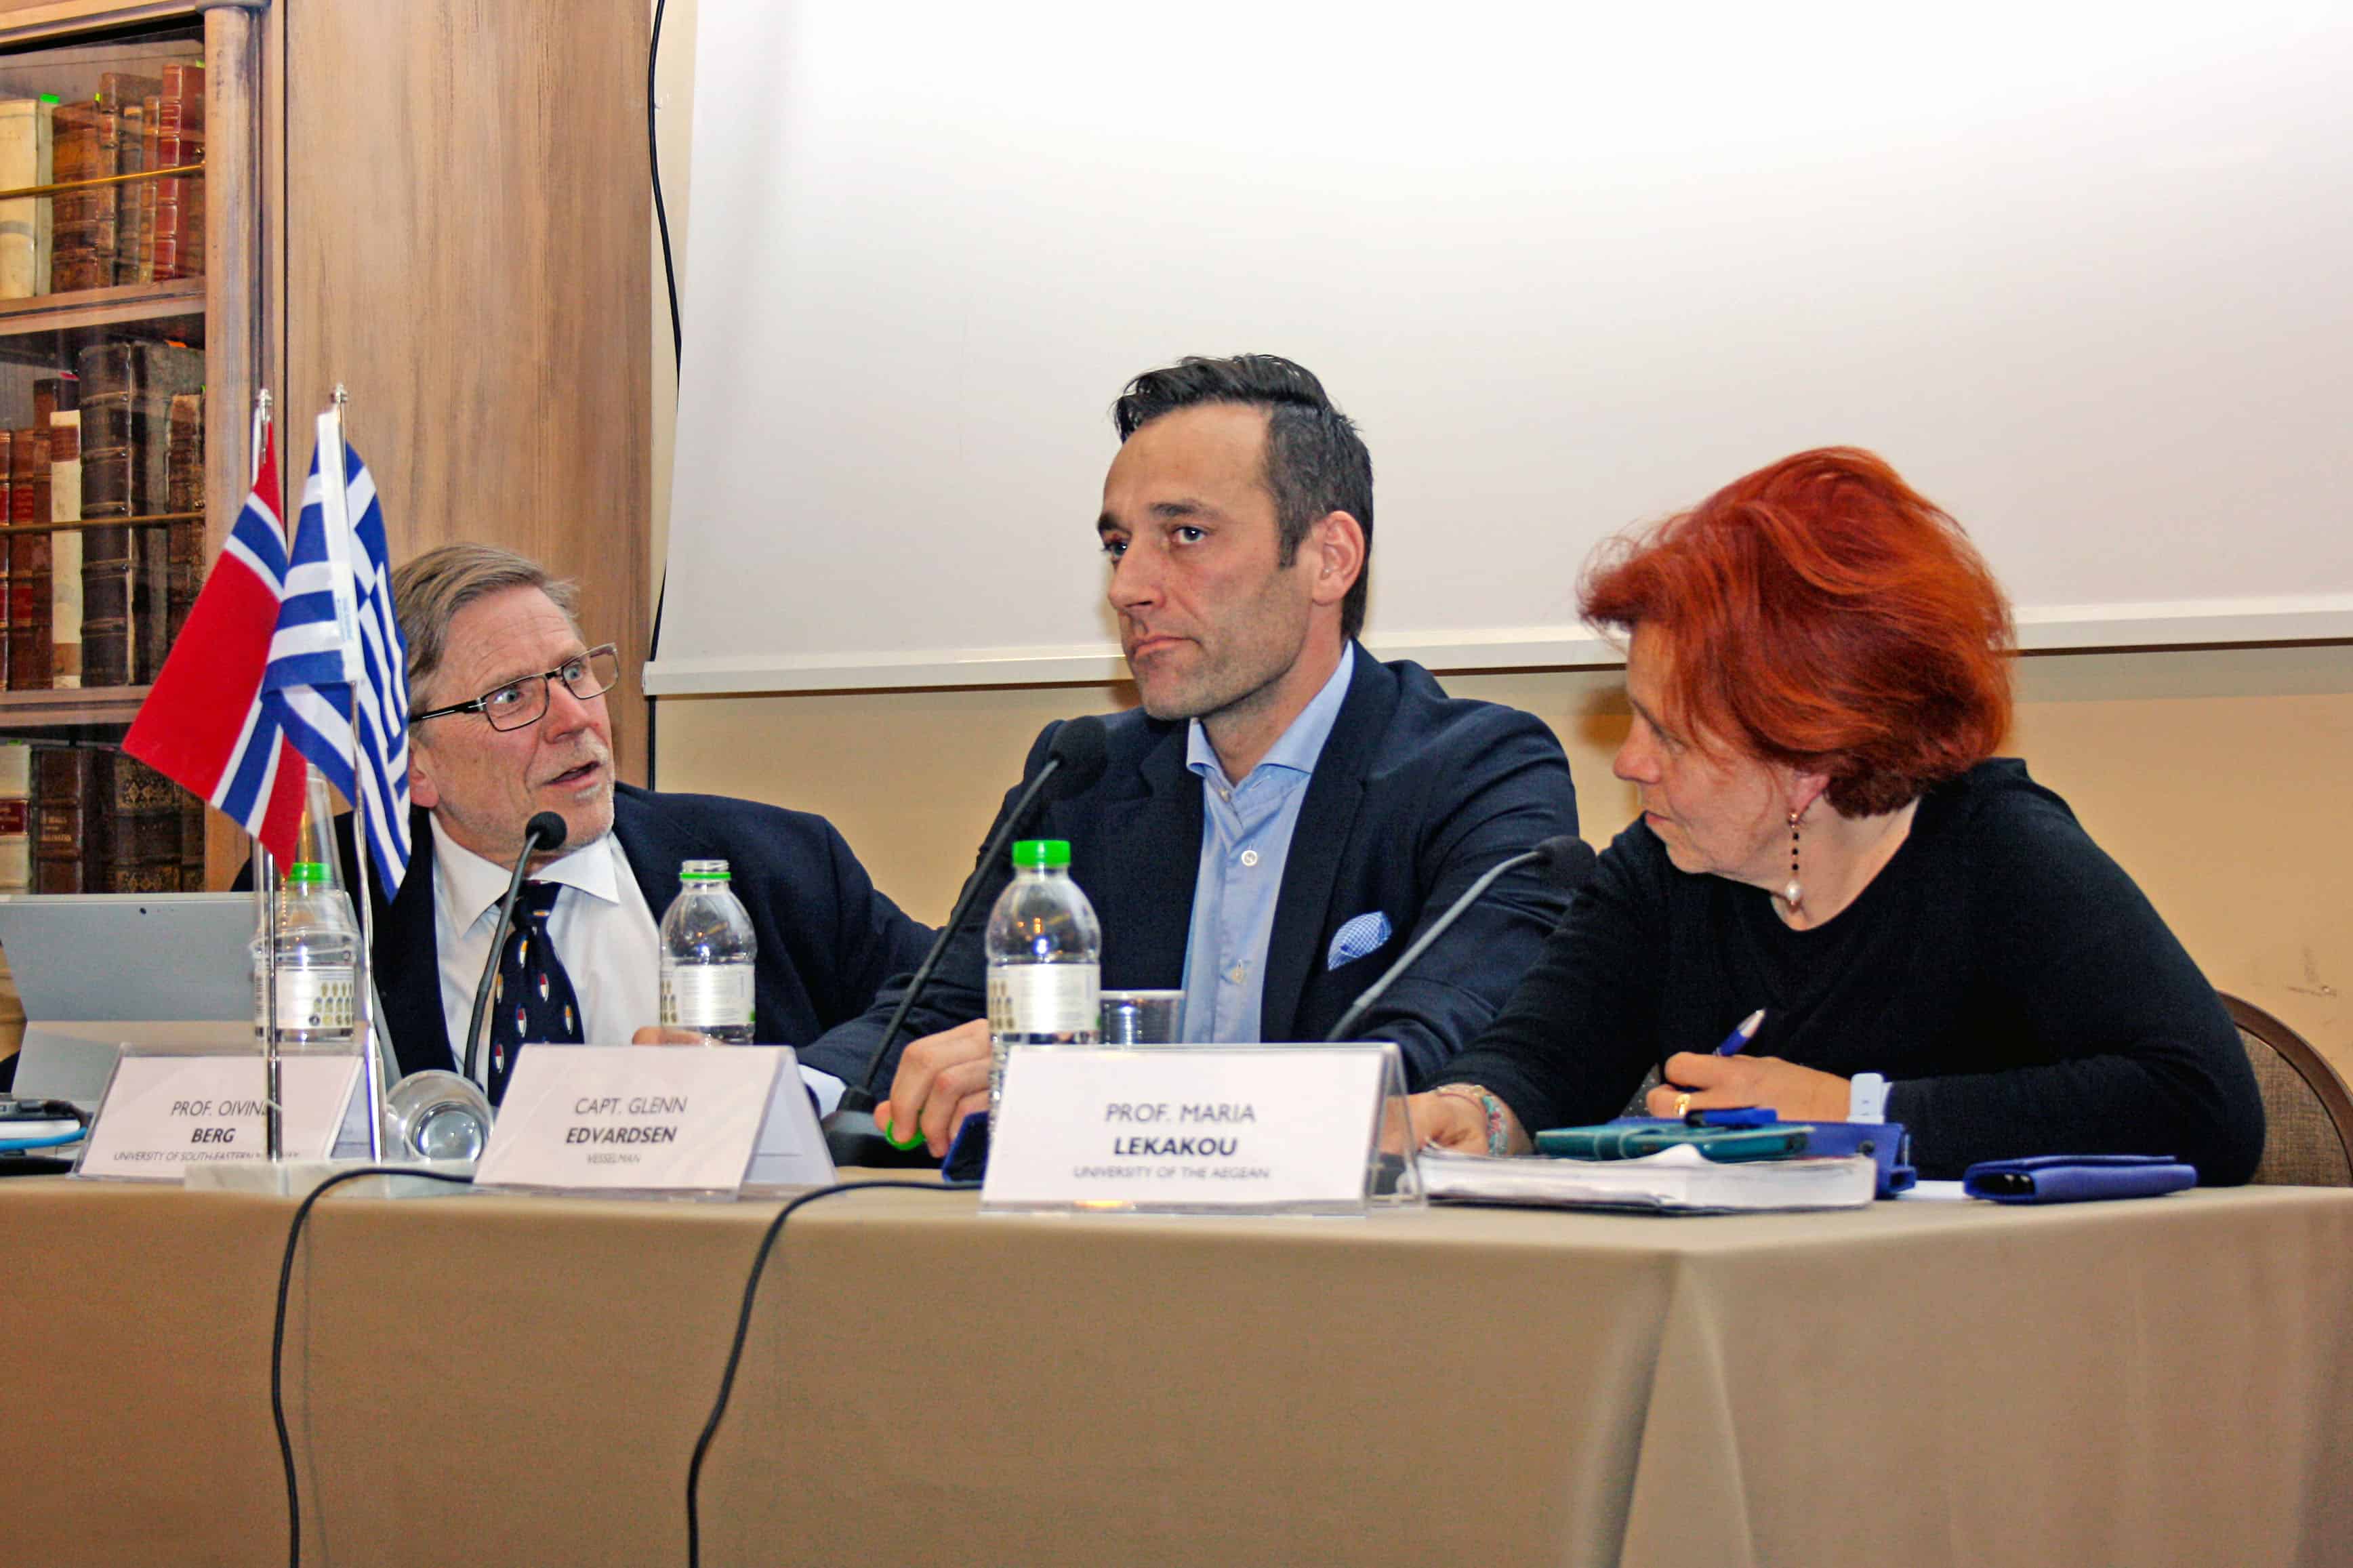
[1582,447,2013,817]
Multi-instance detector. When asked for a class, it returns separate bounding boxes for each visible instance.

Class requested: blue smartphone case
[1962,1153,2196,1204]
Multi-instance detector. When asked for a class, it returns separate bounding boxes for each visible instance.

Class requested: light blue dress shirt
[1178,646,1356,1043]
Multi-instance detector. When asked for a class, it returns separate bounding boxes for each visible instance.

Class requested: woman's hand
[1395,1086,1531,1155]
[1646,1053,1851,1123]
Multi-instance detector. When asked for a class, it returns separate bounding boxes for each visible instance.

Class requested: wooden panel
[204,1,260,538]
[283,0,651,783]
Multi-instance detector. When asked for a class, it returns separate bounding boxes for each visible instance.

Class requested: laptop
[0,893,258,1107]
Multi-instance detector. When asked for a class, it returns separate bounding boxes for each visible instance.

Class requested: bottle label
[254,968,356,1033]
[662,965,756,1029]
[988,963,1100,1037]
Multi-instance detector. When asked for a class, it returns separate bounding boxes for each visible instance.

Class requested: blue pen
[1715,1008,1765,1055]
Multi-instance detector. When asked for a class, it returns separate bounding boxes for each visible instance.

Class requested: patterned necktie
[486,880,584,1105]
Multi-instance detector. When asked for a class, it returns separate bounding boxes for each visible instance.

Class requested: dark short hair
[1582,447,2014,817]
[1111,354,1374,641]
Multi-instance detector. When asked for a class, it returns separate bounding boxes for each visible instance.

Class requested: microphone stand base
[820,1107,939,1171]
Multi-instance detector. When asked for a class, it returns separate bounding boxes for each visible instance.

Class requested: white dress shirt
[428,819,844,1111]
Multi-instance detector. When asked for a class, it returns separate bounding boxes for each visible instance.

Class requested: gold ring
[1673,1092,1692,1118]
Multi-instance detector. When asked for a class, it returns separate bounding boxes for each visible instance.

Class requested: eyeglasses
[410,644,622,733]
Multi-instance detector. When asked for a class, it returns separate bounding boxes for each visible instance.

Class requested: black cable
[686,1180,973,1567]
[271,1166,476,1568]
[649,0,682,373]
[644,0,680,785]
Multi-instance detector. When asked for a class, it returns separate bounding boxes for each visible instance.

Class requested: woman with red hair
[1414,449,2264,1182]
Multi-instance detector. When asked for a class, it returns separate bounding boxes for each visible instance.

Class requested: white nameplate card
[77,1052,364,1182]
[982,1044,1405,1214]
[472,1044,783,1195]
[742,1048,838,1191]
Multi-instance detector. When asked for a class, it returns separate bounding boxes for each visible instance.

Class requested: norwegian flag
[123,423,308,865]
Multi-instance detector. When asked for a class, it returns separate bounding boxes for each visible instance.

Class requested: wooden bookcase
[0,0,651,895]
[0,5,248,902]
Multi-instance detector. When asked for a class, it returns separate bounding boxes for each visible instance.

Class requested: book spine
[7,427,50,690]
[106,98,138,287]
[152,93,183,281]
[180,791,206,890]
[31,745,91,893]
[0,430,12,689]
[95,75,159,289]
[48,102,108,293]
[48,396,81,688]
[180,68,207,279]
[131,342,201,682]
[77,342,136,688]
[106,751,184,892]
[0,741,28,892]
[165,392,203,648]
[0,98,52,300]
[156,64,207,281]
[138,97,159,285]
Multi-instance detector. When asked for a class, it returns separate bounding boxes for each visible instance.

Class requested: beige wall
[647,0,2353,1087]
[655,647,2353,1082]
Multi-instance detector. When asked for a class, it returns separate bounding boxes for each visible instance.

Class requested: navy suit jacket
[315,785,934,1079]
[800,648,1579,1088]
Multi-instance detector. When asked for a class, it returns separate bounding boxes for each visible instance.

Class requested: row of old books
[0,740,206,893]
[0,64,207,300]
[0,339,205,691]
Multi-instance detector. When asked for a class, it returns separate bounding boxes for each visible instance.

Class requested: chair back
[2222,993,2353,1187]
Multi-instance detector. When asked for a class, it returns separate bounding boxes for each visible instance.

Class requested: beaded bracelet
[1431,1085,1510,1157]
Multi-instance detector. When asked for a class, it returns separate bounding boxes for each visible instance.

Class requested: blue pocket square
[1326,911,1393,970]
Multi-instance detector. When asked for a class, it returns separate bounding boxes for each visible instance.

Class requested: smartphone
[1532,1123,1814,1162]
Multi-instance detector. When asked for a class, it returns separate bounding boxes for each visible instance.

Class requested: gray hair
[393,543,582,707]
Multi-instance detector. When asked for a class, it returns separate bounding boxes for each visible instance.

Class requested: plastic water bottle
[659,859,757,1042]
[984,839,1101,1120]
[251,860,361,1050]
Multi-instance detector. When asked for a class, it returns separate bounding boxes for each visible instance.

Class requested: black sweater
[1433,760,2265,1182]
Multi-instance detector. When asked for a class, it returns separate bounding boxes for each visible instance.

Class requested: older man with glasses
[341,543,933,1107]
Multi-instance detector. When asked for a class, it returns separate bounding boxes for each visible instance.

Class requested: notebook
[1419,1142,1877,1213]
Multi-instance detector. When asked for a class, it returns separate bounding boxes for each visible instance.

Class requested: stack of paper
[1420,1143,1877,1213]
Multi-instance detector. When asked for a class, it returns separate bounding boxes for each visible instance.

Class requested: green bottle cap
[1011,839,1070,869]
[37,94,58,106]
[680,858,731,882]
[286,861,333,885]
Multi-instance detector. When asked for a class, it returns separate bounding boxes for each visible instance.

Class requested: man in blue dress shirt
[797,354,1580,1154]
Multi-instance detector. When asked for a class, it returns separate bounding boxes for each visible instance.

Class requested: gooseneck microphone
[462,810,570,1084]
[821,716,1109,1168]
[1322,835,1596,1044]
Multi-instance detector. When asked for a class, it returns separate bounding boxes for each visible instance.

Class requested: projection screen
[651,2,2353,695]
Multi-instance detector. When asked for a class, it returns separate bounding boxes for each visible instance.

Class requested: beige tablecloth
[6,1176,2350,1567]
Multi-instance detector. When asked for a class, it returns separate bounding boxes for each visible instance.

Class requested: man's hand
[632,1027,716,1045]
[1646,1053,1850,1123]
[874,1018,993,1157]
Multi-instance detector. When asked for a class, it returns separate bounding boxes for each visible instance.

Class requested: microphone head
[1533,835,1597,892]
[1045,715,1110,798]
[525,810,569,854]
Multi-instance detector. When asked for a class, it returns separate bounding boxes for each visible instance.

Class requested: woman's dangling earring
[1782,809,1803,911]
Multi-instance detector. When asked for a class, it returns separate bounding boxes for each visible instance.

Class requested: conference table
[9,1173,2352,1567]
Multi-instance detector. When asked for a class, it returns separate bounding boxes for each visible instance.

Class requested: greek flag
[260,411,413,894]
